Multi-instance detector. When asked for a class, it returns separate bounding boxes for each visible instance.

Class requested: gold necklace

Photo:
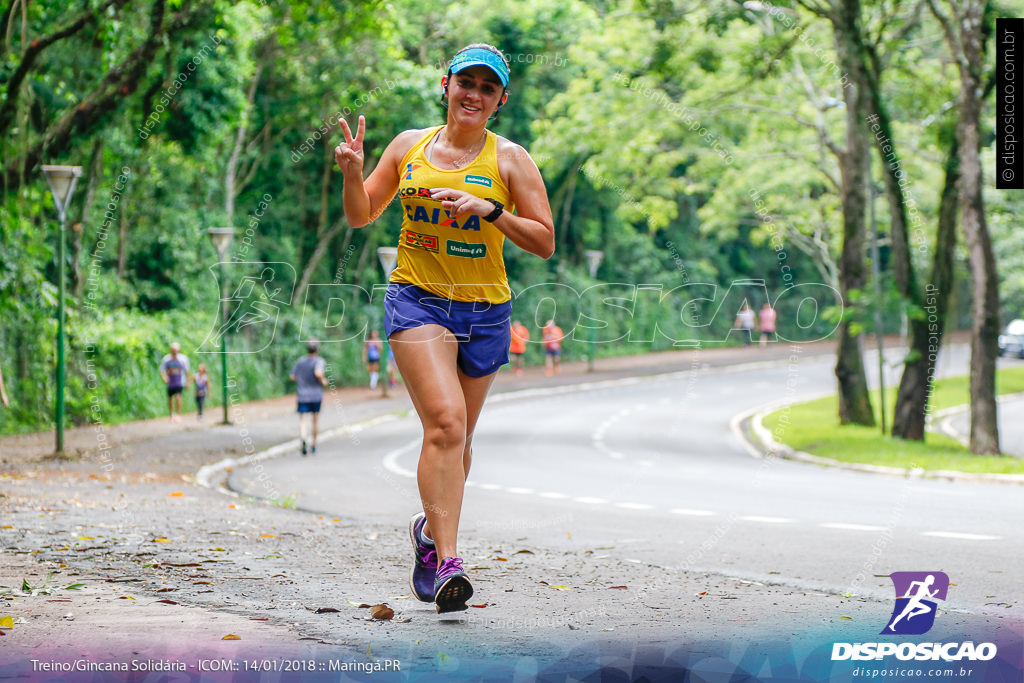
[435,128,487,168]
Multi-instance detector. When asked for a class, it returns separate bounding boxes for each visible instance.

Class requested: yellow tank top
[391,126,515,304]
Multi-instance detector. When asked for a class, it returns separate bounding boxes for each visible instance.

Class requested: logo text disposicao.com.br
[831,571,997,663]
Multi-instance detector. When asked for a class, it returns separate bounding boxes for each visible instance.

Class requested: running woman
[335,43,554,612]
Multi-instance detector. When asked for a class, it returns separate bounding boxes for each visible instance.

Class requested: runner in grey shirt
[159,342,191,422]
[289,339,328,455]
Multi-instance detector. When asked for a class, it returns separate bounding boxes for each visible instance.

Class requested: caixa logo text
[831,642,997,662]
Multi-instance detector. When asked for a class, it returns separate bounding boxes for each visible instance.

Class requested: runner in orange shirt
[509,320,529,374]
[543,319,564,376]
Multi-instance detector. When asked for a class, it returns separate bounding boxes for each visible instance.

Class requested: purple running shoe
[408,512,437,602]
[434,557,472,613]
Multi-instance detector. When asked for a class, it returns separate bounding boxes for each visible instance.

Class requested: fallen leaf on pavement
[153,538,171,543]
[471,604,487,608]
[259,534,276,538]
[156,588,177,592]
[608,586,628,590]
[515,549,534,555]
[77,536,94,540]
[548,585,571,591]
[0,616,13,628]
[494,557,507,562]
[347,600,372,608]
[393,617,412,623]
[156,599,179,605]
[169,492,184,498]
[120,596,136,600]
[370,604,394,620]
[696,591,707,596]
[387,595,412,600]
[222,634,241,640]
[314,607,340,614]
[839,616,852,620]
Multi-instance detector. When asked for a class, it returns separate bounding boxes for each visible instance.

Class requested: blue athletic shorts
[384,283,512,378]
[297,401,321,413]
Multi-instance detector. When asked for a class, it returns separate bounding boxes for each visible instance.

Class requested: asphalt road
[231,343,1024,616]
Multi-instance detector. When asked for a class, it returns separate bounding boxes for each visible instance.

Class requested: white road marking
[738,515,794,524]
[670,508,717,516]
[821,523,888,532]
[616,502,654,510]
[538,492,569,499]
[921,531,1000,541]
[506,487,535,495]
[573,496,609,505]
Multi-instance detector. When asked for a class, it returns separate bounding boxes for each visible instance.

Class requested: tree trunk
[831,0,875,426]
[294,142,340,305]
[116,174,131,277]
[225,64,263,225]
[891,126,959,440]
[957,1,1000,454]
[73,138,105,301]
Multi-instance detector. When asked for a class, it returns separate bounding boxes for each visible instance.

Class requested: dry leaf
[494,557,508,562]
[470,604,487,608]
[153,538,171,543]
[370,604,394,620]
[393,617,413,623]
[548,585,571,591]
[156,599,179,605]
[222,634,241,640]
[608,586,628,590]
[0,616,13,629]
[169,492,184,497]
[259,534,276,538]
[347,600,372,608]
[515,549,534,554]
[314,607,340,614]
[839,616,852,620]
[120,596,136,600]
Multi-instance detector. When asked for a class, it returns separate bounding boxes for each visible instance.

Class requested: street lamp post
[207,227,235,425]
[377,247,398,398]
[42,165,83,455]
[584,250,604,373]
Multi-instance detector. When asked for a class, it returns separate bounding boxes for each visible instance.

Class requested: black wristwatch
[483,202,504,223]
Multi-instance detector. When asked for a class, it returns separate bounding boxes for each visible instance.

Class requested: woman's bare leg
[390,325,465,560]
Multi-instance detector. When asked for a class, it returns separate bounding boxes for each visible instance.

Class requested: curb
[735,396,1024,486]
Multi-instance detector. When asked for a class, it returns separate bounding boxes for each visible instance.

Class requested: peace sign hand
[334,115,365,177]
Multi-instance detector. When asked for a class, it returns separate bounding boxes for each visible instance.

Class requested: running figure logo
[881,571,949,635]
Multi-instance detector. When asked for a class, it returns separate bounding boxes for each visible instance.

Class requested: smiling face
[443,65,507,127]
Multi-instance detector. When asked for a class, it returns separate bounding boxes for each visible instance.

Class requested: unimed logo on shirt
[446,240,486,258]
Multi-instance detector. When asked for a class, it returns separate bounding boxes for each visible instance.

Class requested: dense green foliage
[0,0,1015,434]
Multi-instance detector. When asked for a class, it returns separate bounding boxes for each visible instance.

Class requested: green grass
[761,366,1024,474]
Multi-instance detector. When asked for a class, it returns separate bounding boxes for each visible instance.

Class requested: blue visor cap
[448,48,509,88]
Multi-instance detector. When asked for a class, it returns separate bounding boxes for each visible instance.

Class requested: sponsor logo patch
[446,240,487,258]
[464,174,493,188]
[405,230,439,253]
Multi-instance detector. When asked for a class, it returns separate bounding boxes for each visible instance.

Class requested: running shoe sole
[408,513,436,603]
[434,574,473,613]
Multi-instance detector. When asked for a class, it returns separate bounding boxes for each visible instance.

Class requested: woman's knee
[422,407,467,450]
